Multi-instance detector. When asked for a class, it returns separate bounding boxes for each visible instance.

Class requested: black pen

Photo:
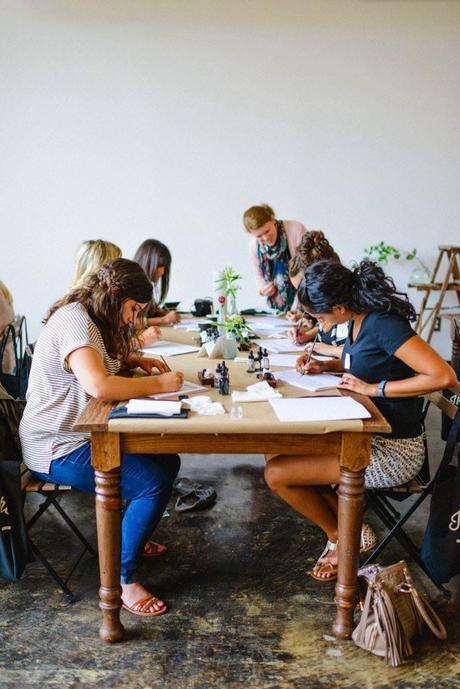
[301,331,319,376]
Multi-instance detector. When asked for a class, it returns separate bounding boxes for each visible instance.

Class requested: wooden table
[74,325,390,643]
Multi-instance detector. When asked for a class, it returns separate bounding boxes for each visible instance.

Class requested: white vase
[409,266,431,285]
[222,333,238,360]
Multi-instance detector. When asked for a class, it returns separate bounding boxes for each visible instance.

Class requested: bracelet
[378,380,387,397]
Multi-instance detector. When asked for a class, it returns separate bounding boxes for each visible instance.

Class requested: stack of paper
[126,399,182,416]
[269,397,371,422]
[274,369,341,391]
[253,338,304,353]
[141,340,200,356]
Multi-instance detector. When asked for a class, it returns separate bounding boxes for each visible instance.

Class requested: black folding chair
[363,394,458,598]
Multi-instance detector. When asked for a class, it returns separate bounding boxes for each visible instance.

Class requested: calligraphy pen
[301,331,319,376]
[160,355,171,372]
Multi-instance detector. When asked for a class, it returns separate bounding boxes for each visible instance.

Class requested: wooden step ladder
[410,245,460,343]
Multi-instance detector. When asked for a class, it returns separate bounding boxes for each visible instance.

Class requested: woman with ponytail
[20,258,184,616]
[265,260,457,582]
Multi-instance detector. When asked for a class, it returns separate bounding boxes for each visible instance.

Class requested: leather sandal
[309,540,338,582]
[143,540,168,558]
[122,595,168,617]
[360,523,377,554]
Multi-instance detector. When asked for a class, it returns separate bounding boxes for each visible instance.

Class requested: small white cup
[230,405,243,420]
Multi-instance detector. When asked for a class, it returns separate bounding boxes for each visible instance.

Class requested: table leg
[92,432,124,643]
[333,431,370,639]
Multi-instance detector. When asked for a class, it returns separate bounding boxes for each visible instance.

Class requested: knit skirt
[364,433,426,489]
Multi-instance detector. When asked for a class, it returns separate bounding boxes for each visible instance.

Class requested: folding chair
[362,393,458,598]
[21,464,97,603]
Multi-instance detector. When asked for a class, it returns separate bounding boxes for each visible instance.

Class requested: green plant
[215,314,253,348]
[363,242,429,273]
[215,267,243,299]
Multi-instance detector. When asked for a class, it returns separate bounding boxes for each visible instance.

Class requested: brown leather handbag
[352,560,447,666]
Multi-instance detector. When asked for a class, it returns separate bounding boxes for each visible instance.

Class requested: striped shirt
[19,302,120,473]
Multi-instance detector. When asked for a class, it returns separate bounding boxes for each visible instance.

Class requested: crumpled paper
[231,380,282,403]
[184,395,225,416]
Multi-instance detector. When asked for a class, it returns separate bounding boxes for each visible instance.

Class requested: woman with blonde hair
[71,240,122,290]
[0,280,15,375]
[243,203,306,311]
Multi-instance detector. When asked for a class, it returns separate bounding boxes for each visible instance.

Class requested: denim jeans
[32,442,180,584]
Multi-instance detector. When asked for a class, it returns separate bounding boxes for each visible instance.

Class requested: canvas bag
[352,561,447,666]
[0,387,30,580]
[420,405,460,584]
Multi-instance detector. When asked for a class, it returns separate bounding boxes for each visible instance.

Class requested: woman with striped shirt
[19,258,183,617]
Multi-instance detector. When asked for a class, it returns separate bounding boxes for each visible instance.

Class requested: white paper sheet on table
[253,338,304,353]
[246,317,291,328]
[150,380,207,399]
[274,369,341,391]
[141,340,200,356]
[126,399,182,415]
[269,397,371,422]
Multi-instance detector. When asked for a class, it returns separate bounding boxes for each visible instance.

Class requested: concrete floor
[1,406,459,689]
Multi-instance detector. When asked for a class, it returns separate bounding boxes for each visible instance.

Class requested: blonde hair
[289,230,340,277]
[71,240,122,290]
[0,281,13,307]
[243,204,275,233]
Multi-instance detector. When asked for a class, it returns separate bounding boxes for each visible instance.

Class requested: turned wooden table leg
[92,432,124,643]
[333,431,370,639]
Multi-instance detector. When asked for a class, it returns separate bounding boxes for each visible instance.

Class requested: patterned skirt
[364,433,426,489]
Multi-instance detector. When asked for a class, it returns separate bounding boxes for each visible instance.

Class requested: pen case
[108,406,189,420]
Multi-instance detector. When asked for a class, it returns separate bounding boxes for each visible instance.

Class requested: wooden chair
[363,393,458,597]
[21,463,97,603]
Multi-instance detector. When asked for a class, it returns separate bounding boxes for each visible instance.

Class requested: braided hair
[297,260,416,321]
[45,258,153,360]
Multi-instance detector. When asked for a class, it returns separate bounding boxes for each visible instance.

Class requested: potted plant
[215,267,243,316]
[215,315,254,356]
[363,242,431,285]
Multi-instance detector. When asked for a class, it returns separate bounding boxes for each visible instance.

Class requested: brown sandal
[309,540,338,582]
[143,540,168,558]
[122,595,168,617]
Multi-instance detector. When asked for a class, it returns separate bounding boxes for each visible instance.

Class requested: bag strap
[399,567,447,640]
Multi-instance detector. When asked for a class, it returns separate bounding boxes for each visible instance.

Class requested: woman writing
[20,259,184,616]
[133,239,181,329]
[264,260,457,582]
[286,230,347,357]
[243,204,306,312]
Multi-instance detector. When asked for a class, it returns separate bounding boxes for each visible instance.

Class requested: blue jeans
[32,442,180,584]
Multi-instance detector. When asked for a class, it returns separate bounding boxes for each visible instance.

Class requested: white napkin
[184,395,225,416]
[231,380,282,403]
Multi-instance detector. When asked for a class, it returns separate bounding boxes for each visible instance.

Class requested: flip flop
[174,477,214,496]
[309,540,338,582]
[143,540,168,558]
[175,485,217,513]
[122,594,168,617]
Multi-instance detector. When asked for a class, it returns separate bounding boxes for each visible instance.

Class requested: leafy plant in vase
[215,267,243,316]
[363,242,431,285]
[215,315,254,355]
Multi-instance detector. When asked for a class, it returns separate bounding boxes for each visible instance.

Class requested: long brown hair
[289,230,340,277]
[133,239,172,305]
[45,258,153,360]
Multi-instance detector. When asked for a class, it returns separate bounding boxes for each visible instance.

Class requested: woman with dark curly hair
[20,259,184,617]
[264,260,457,582]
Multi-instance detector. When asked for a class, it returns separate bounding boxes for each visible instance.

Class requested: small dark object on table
[198,369,215,386]
[256,371,277,388]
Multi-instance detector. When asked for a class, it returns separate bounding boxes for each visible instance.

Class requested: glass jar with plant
[215,315,254,355]
[363,242,431,285]
[215,267,243,316]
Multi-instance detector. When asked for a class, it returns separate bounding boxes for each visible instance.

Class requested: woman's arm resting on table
[68,347,184,401]
[338,334,457,397]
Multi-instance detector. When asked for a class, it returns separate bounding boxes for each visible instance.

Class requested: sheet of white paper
[269,397,371,422]
[126,399,182,415]
[253,338,304,353]
[274,369,341,391]
[247,317,291,328]
[268,354,301,367]
[141,340,200,356]
[150,380,207,399]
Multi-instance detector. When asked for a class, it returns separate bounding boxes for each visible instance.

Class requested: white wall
[1,0,459,355]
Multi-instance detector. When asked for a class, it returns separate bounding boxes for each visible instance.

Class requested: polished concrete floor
[1,406,459,689]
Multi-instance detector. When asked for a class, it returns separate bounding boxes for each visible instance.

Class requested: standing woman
[264,260,457,582]
[133,239,181,327]
[243,203,306,312]
[20,259,184,616]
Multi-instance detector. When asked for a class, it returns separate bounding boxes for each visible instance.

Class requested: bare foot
[310,541,338,581]
[121,582,167,616]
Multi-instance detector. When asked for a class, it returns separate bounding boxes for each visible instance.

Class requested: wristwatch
[378,380,387,397]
